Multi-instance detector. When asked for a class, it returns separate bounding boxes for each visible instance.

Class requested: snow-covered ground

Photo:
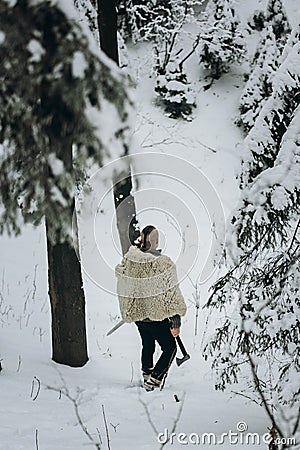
[1,1,299,449]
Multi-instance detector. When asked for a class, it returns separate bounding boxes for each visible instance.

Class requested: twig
[16,355,22,373]
[25,312,33,327]
[230,390,261,406]
[130,362,134,384]
[32,264,38,302]
[102,404,111,450]
[287,218,300,253]
[110,422,120,433]
[141,136,174,148]
[159,393,186,450]
[23,287,31,314]
[38,327,46,342]
[292,409,300,440]
[31,377,41,401]
[195,139,217,153]
[96,339,101,352]
[243,330,285,442]
[45,372,101,450]
[35,429,39,450]
[138,394,159,435]
[96,428,102,446]
[1,268,4,292]
[192,286,200,337]
[179,34,201,70]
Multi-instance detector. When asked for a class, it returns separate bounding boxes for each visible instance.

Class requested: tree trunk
[114,175,140,254]
[97,0,140,255]
[46,216,88,367]
[97,0,119,65]
[44,130,88,366]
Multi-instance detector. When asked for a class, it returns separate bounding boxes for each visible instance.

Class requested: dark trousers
[135,319,177,381]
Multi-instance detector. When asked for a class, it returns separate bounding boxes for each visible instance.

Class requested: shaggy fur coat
[115,245,187,322]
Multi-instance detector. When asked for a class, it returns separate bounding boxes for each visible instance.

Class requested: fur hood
[115,246,187,322]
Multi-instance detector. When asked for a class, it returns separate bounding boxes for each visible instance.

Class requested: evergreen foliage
[265,0,291,48]
[117,0,182,43]
[204,42,300,441]
[0,0,133,243]
[241,42,300,186]
[198,0,245,79]
[247,0,291,50]
[247,9,265,32]
[155,59,195,120]
[117,0,197,118]
[74,0,98,39]
[237,26,281,132]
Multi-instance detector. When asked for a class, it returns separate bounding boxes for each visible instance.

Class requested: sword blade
[106,319,126,336]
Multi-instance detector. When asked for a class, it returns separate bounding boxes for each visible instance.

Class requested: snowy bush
[155,59,196,120]
[198,0,246,80]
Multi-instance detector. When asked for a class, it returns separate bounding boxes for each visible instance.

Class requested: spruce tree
[237,26,281,132]
[0,0,133,365]
[241,42,300,186]
[265,0,291,48]
[198,0,245,79]
[204,105,300,444]
[203,43,300,442]
[155,58,195,120]
[247,0,291,50]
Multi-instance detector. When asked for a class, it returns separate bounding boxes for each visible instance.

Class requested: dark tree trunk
[97,0,119,65]
[114,175,140,254]
[44,130,88,366]
[46,217,88,367]
[97,0,140,255]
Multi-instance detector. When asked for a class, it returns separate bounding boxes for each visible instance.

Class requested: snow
[72,51,88,79]
[1,1,300,449]
[0,30,5,44]
[48,153,64,177]
[50,185,68,207]
[3,0,17,6]
[27,39,45,63]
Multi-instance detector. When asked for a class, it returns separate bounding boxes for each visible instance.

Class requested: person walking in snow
[115,225,187,391]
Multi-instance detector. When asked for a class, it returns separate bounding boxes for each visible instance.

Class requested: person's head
[140,225,159,250]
